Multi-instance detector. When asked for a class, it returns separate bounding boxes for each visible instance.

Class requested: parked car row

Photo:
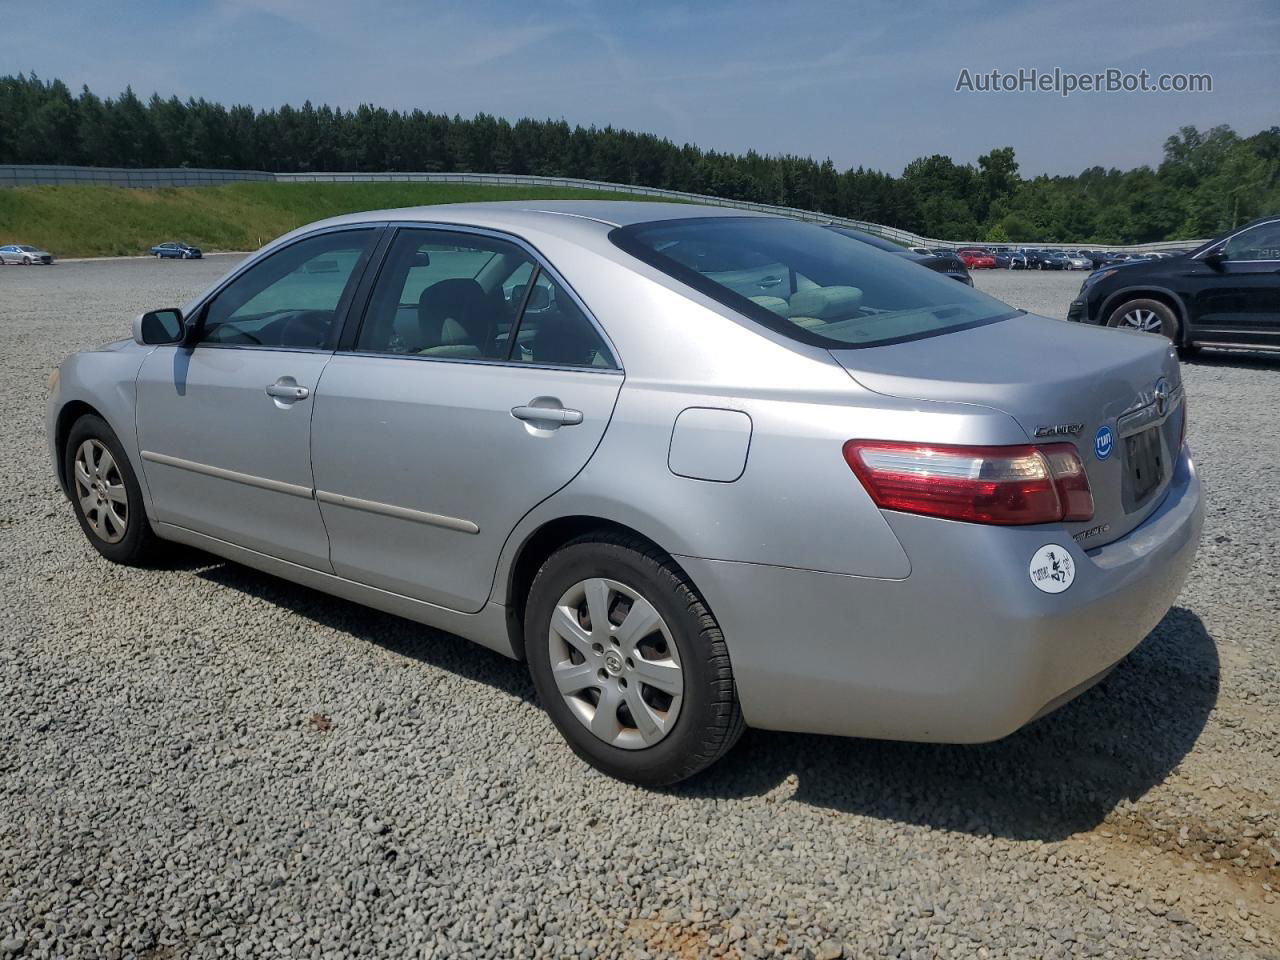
[945,246,1197,272]
[1,240,209,265]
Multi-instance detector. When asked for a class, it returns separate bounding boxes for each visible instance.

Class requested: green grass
[0,181,677,258]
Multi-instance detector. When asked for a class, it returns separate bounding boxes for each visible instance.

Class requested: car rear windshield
[610,217,1017,348]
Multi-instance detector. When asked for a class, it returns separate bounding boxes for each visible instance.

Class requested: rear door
[135,227,379,569]
[309,225,623,613]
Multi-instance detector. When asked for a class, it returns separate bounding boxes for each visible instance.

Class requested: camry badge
[1034,423,1084,438]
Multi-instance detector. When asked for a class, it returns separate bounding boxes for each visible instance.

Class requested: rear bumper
[679,447,1203,742]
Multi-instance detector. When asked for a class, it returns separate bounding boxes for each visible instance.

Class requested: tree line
[1,73,1276,244]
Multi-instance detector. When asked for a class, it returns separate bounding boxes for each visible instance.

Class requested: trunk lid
[829,313,1185,547]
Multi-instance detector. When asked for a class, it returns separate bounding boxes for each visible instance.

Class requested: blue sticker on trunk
[1094,424,1114,461]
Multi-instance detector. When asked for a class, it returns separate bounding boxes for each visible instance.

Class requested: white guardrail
[0,164,1207,253]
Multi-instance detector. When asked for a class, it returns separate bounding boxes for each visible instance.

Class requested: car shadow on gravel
[193,561,537,704]
[674,606,1219,842]
[1182,348,1280,370]
[191,560,1216,841]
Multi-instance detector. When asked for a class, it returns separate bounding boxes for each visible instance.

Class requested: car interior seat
[416,278,493,358]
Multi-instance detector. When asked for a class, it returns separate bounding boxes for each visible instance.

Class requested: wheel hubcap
[1120,308,1164,334]
[74,439,128,543]
[547,577,684,750]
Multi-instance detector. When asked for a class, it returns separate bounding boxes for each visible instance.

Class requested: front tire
[1106,298,1181,342]
[525,533,744,785]
[65,414,162,565]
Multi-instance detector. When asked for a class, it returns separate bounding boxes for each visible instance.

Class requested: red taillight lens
[843,440,1094,526]
[1039,443,1095,521]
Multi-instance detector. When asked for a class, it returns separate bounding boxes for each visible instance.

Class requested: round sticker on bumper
[1029,544,1075,594]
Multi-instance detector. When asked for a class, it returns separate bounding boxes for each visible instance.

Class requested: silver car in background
[1,243,54,264]
[47,202,1203,784]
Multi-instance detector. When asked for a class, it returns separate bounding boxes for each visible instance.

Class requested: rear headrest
[788,286,863,320]
[748,295,790,317]
[417,278,491,347]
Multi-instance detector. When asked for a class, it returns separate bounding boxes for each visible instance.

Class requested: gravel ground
[1,258,1277,959]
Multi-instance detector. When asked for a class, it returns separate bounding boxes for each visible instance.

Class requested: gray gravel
[1,258,1277,959]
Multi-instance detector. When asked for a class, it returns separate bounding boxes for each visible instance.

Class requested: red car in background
[956,248,997,269]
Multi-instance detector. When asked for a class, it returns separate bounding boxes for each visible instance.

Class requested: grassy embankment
[0,181,674,258]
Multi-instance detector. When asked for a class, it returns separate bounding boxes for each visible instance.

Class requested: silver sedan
[47,202,1203,784]
[1,243,54,265]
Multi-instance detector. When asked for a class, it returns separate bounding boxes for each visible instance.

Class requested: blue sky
[2,0,1276,176]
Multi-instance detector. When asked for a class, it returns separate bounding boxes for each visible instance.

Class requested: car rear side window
[612,217,1017,348]
[507,270,615,368]
[354,229,534,360]
[354,228,615,368]
[200,229,376,349]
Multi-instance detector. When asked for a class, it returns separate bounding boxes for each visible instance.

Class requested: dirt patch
[625,917,745,959]
[1070,794,1279,947]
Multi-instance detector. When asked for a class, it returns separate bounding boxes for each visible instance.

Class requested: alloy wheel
[1118,308,1164,333]
[547,577,684,749]
[74,439,129,543]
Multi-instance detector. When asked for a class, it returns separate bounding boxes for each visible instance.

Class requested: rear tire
[525,533,744,786]
[1105,298,1181,342]
[65,414,163,565]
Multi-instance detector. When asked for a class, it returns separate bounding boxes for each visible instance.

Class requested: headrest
[418,278,490,346]
[788,286,863,320]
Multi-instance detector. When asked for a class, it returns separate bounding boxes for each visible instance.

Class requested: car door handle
[757,276,783,288]
[511,404,583,426]
[265,379,309,401]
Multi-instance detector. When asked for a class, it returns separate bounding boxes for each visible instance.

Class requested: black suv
[1068,215,1280,351]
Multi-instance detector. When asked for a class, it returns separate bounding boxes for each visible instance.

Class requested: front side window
[200,229,375,349]
[1222,221,1280,262]
[355,228,614,367]
[612,217,1016,349]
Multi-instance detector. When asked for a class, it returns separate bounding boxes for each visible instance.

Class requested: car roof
[304,199,773,238]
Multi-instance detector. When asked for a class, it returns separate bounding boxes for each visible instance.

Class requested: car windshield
[612,217,1016,348]
[18,245,36,252]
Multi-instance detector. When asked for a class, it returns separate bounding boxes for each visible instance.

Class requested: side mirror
[133,308,184,345]
[1202,251,1225,271]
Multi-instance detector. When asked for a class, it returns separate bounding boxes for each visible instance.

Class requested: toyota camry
[47,201,1204,785]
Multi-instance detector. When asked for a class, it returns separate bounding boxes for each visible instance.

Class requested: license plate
[1126,426,1165,503]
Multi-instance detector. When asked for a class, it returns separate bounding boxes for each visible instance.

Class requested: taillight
[843,440,1094,526]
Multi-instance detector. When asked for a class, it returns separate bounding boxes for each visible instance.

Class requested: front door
[1188,220,1280,339]
[135,227,379,569]
[309,226,623,612]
